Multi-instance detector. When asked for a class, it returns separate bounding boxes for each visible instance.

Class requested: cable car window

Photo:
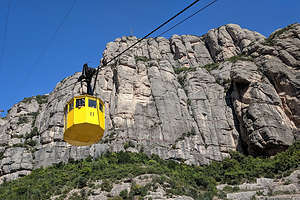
[99,102,103,112]
[69,101,74,112]
[88,99,97,108]
[76,98,85,108]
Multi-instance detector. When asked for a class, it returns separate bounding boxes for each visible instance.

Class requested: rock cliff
[0,23,299,183]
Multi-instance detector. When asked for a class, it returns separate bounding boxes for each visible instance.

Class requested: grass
[12,134,24,139]
[175,129,196,143]
[222,185,240,193]
[36,95,48,105]
[199,55,254,72]
[28,112,39,127]
[22,95,48,105]
[0,141,299,200]
[174,67,196,74]
[225,55,254,63]
[202,63,219,72]
[25,127,39,139]
[269,24,295,40]
[123,141,135,150]
[12,143,27,148]
[17,116,29,125]
[16,112,39,128]
[22,97,34,103]
[10,127,39,150]
[135,56,150,62]
[263,23,296,46]
[177,75,186,88]
[263,38,276,46]
[187,99,191,106]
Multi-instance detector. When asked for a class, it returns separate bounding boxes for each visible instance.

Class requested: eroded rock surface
[216,170,300,200]
[0,23,299,183]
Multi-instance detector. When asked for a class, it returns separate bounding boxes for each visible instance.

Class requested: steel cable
[55,0,219,94]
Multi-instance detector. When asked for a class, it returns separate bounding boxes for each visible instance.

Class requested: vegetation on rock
[36,95,48,104]
[175,129,196,143]
[225,55,254,63]
[134,56,150,62]
[0,141,299,200]
[22,95,48,104]
[263,23,296,46]
[174,67,196,74]
[17,115,29,125]
[202,63,220,72]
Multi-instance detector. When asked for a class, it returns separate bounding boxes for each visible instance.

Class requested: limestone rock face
[217,170,300,200]
[0,23,299,182]
[230,60,295,155]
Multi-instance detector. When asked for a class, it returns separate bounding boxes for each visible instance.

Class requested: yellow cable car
[64,94,105,146]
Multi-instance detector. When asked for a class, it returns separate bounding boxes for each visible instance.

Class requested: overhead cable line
[55,0,219,94]
[32,0,77,67]
[92,0,204,93]
[92,0,218,93]
[103,0,201,67]
[157,0,218,38]
[0,0,13,70]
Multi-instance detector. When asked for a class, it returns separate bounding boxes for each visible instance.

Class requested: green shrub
[124,141,135,149]
[177,75,186,88]
[22,97,34,103]
[12,134,24,139]
[263,24,295,46]
[269,24,294,40]
[28,112,39,127]
[12,143,27,148]
[263,38,276,46]
[101,179,113,192]
[17,116,28,125]
[187,99,191,106]
[119,189,128,199]
[202,63,219,72]
[223,185,240,193]
[22,95,48,105]
[25,139,37,147]
[225,55,254,63]
[217,190,227,199]
[25,127,39,139]
[0,142,299,200]
[135,56,150,62]
[36,95,48,104]
[129,182,149,198]
[175,129,196,143]
[75,176,88,189]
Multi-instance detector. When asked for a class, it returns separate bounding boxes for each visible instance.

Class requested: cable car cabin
[63,95,105,146]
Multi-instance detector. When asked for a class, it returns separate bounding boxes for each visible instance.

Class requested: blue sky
[0,0,299,116]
